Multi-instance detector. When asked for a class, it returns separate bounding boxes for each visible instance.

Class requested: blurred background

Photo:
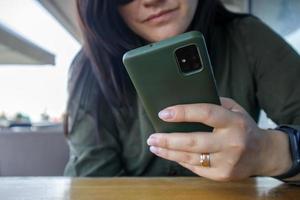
[0,0,299,176]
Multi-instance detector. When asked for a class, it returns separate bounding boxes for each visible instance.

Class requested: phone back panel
[123,31,220,133]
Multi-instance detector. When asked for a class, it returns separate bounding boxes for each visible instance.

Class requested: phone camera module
[175,45,203,74]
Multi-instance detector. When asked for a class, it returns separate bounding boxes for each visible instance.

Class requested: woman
[64,0,300,182]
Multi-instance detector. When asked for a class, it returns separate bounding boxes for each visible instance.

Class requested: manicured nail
[147,136,159,146]
[158,108,175,120]
[150,146,159,154]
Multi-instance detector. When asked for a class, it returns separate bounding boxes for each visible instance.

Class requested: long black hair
[75,0,241,110]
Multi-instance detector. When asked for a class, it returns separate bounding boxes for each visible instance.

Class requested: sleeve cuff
[273,125,300,183]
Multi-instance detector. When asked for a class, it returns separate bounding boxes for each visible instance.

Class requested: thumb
[220,97,247,114]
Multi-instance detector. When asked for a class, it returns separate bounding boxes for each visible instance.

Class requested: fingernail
[147,136,159,146]
[158,109,175,120]
[150,146,159,154]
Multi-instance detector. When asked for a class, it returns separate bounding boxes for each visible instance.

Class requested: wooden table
[0,177,298,200]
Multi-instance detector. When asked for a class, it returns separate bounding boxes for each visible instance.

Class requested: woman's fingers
[152,97,261,181]
[149,146,208,166]
[158,103,238,128]
[149,144,245,181]
[147,132,222,153]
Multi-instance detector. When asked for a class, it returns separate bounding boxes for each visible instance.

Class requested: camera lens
[175,45,203,74]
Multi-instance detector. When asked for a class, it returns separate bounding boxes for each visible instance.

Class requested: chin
[147,27,184,42]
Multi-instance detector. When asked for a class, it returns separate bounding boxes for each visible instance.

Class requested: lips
[142,8,178,23]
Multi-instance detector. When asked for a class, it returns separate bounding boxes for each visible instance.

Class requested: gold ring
[200,153,210,167]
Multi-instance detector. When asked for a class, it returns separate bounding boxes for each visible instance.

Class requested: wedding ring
[200,153,211,167]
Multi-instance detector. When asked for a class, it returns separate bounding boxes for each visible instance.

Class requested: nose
[142,0,166,8]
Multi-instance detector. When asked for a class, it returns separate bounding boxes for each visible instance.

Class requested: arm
[64,51,126,177]
[146,17,300,182]
[241,17,300,181]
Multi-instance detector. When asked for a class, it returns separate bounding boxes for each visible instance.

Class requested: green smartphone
[123,31,220,133]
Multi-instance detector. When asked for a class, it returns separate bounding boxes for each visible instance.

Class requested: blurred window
[0,0,80,129]
[251,0,300,53]
[251,0,300,128]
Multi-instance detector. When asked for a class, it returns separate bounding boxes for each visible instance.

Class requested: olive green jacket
[64,16,300,177]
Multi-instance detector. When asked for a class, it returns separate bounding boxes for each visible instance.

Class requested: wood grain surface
[0,177,298,200]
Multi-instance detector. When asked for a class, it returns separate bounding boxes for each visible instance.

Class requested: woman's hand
[147,97,292,181]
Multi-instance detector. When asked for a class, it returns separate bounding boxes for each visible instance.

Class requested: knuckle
[176,105,187,121]
[182,153,193,163]
[182,106,188,121]
[230,139,246,155]
[187,137,197,148]
[225,157,237,167]
[201,105,214,122]
[160,148,168,157]
[235,115,249,131]
[160,136,170,149]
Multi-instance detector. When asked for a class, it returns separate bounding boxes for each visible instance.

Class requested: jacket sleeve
[240,17,300,128]
[240,17,300,182]
[64,50,126,177]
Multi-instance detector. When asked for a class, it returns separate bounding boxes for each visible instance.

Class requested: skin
[119,0,292,181]
[119,0,198,42]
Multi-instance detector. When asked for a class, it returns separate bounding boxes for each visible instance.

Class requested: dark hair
[75,0,241,110]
